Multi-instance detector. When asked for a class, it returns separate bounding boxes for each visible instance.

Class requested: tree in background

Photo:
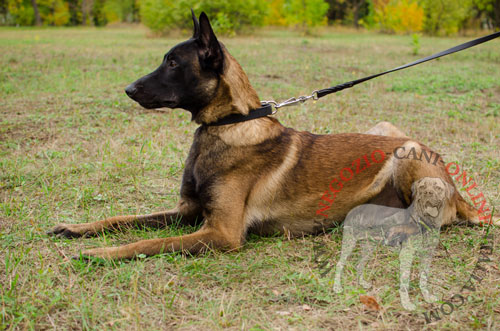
[0,0,497,35]
[474,0,500,29]
[264,0,330,33]
[264,0,288,26]
[283,0,329,31]
[7,0,34,25]
[327,0,372,28]
[102,0,138,24]
[91,0,105,26]
[31,0,41,25]
[66,0,81,25]
[419,0,474,35]
[37,0,70,26]
[139,0,189,34]
[325,0,348,25]
[81,0,92,25]
[373,0,424,34]
[0,0,7,24]
[140,0,269,35]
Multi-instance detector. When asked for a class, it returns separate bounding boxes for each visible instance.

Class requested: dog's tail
[455,192,499,226]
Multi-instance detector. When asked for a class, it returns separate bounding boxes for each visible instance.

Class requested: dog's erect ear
[445,181,455,199]
[196,12,223,72]
[191,8,200,38]
[411,178,423,198]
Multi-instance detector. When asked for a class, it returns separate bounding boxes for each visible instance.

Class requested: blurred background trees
[0,0,499,35]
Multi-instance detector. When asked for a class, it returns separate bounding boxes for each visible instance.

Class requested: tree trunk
[31,0,41,26]
[81,0,94,26]
[494,1,500,29]
[353,0,365,29]
[82,0,87,25]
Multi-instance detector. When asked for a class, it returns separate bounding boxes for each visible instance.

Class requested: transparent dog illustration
[333,177,454,310]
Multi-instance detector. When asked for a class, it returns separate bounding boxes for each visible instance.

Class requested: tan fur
[49,38,488,259]
[196,48,261,125]
[212,117,283,146]
[365,121,409,138]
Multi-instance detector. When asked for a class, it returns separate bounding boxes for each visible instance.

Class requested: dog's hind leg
[48,198,202,238]
[399,240,417,310]
[419,231,440,303]
[333,226,357,293]
[356,240,376,289]
[365,121,409,138]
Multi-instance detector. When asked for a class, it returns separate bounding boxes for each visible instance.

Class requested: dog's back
[345,204,406,228]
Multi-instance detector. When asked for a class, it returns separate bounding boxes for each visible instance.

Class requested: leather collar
[205,103,273,126]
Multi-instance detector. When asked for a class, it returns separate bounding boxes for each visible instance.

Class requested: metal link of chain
[262,90,319,114]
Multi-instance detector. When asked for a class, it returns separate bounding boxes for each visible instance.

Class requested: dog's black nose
[125,84,137,97]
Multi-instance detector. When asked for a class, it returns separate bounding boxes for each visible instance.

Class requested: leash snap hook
[261,89,320,115]
[311,90,319,100]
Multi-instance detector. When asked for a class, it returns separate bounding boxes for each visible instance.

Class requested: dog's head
[125,10,260,124]
[411,177,454,221]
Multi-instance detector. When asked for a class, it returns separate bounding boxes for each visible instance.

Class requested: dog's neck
[408,203,441,231]
[195,48,262,125]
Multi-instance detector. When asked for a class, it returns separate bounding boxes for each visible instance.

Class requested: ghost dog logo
[421,231,494,323]
[311,156,496,319]
[332,177,452,311]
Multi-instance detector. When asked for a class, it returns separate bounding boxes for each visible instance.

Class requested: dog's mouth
[424,201,440,218]
[138,100,177,110]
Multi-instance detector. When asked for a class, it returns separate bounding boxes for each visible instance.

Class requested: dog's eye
[168,60,177,68]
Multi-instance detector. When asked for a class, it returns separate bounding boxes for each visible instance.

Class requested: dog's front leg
[419,231,440,303]
[333,226,357,294]
[48,198,201,238]
[399,241,417,310]
[80,183,247,259]
[356,240,376,289]
[79,224,242,259]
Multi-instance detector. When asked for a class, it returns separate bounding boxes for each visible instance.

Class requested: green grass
[1,26,499,330]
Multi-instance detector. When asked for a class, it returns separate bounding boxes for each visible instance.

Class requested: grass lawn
[1,26,499,330]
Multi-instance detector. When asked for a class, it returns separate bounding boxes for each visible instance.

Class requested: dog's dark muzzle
[125,70,179,109]
[125,84,138,98]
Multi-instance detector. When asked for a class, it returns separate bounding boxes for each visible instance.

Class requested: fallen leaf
[360,295,381,311]
[302,304,312,311]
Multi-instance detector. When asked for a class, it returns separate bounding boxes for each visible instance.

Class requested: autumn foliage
[373,0,424,33]
[1,0,499,35]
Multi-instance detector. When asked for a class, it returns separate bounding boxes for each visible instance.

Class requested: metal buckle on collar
[262,90,318,114]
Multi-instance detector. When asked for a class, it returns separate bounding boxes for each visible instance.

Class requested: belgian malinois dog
[48,11,493,259]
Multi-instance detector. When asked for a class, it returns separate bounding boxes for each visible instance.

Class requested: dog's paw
[423,293,439,303]
[401,298,417,311]
[333,283,343,294]
[359,278,372,290]
[70,250,115,264]
[73,246,130,260]
[386,231,408,247]
[74,248,114,260]
[47,223,91,238]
